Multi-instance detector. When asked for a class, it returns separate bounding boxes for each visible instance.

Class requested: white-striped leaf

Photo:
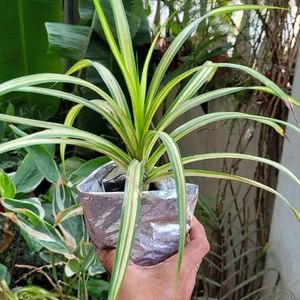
[182,169,300,222]
[148,112,286,167]
[66,59,131,120]
[54,204,83,227]
[108,159,144,300]
[109,1,137,89]
[149,152,300,187]
[1,197,45,219]
[11,126,60,184]
[14,87,137,154]
[153,131,186,274]
[148,168,300,222]
[2,211,72,256]
[146,5,280,106]
[0,133,129,170]
[158,86,285,132]
[92,0,139,124]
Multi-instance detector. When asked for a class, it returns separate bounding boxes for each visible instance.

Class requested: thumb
[99,249,115,273]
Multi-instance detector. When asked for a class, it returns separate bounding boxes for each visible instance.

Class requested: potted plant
[0,1,299,299]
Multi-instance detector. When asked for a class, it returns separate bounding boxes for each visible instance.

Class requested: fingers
[163,217,210,268]
[99,249,115,273]
[98,217,209,275]
[184,217,210,265]
[189,217,205,241]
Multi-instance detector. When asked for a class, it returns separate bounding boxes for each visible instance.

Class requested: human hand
[99,217,210,300]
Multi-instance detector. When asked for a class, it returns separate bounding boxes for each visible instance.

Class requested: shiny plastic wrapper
[77,161,198,266]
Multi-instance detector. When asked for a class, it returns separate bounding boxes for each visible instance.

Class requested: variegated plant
[0,1,299,299]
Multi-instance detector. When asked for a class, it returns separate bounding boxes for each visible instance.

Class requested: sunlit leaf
[11,126,60,184]
[153,131,186,274]
[12,154,44,193]
[1,197,45,219]
[0,170,16,198]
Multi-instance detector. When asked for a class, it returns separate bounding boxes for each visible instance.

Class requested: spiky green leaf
[108,160,144,300]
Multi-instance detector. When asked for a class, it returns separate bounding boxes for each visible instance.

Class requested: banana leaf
[46,0,151,62]
[0,0,62,120]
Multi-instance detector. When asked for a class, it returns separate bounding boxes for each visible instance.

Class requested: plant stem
[51,253,65,300]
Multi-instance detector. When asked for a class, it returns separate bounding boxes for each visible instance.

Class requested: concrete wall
[264,45,300,297]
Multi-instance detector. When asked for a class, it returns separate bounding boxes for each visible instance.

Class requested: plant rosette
[77,161,198,266]
[0,1,300,299]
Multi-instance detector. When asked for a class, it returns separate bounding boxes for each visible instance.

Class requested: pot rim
[76,161,198,196]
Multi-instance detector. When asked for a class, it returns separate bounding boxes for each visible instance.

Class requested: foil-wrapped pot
[77,161,198,266]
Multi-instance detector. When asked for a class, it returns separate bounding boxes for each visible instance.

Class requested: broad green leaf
[54,204,83,227]
[68,156,110,186]
[2,211,72,256]
[39,251,63,264]
[0,0,62,119]
[79,0,95,24]
[88,255,106,276]
[1,197,45,219]
[53,184,75,213]
[65,258,81,278]
[61,157,86,178]
[108,160,144,300]
[11,126,60,184]
[21,229,43,252]
[0,264,7,281]
[46,23,91,60]
[153,131,186,274]
[0,170,16,198]
[12,154,44,193]
[77,241,103,275]
[86,278,109,297]
[53,184,85,245]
